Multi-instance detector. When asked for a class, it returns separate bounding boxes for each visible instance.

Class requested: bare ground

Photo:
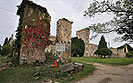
[77,63,133,83]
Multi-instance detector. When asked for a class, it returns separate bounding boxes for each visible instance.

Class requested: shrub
[45,51,56,64]
[95,48,112,58]
[99,48,112,55]
[0,45,1,55]
[126,52,133,58]
[1,44,12,56]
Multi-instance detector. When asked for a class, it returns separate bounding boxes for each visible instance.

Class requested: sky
[0,0,132,48]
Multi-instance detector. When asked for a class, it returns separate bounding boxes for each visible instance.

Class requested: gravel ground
[77,63,133,83]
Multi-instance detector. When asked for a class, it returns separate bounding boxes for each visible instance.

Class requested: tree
[126,52,133,58]
[0,45,1,55]
[98,35,107,49]
[15,19,23,55]
[84,0,133,42]
[3,37,9,46]
[98,48,112,58]
[1,44,11,56]
[94,35,112,58]
[71,37,85,57]
[126,44,133,52]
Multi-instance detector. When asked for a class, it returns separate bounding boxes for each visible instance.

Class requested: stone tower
[17,0,51,64]
[56,18,73,63]
[76,28,90,56]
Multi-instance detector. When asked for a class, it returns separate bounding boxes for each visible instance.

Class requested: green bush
[0,45,1,55]
[99,48,112,55]
[95,48,112,58]
[1,44,12,56]
[45,51,56,64]
[126,52,133,58]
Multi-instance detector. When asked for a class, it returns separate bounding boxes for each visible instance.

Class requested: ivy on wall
[16,0,51,56]
[23,21,50,49]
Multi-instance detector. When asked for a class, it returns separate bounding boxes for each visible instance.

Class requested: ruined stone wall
[18,0,51,64]
[76,28,90,56]
[89,44,98,56]
[76,28,129,58]
[110,48,118,57]
[56,18,73,62]
[117,48,125,57]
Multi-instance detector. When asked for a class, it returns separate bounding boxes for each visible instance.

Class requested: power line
[0,6,15,14]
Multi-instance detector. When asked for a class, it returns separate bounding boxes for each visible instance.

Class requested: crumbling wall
[117,48,125,58]
[76,28,90,56]
[89,44,98,56]
[56,18,73,63]
[110,48,118,57]
[17,0,51,64]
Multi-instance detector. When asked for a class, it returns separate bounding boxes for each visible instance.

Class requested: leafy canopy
[1,44,11,56]
[71,37,85,57]
[3,37,9,46]
[84,0,133,42]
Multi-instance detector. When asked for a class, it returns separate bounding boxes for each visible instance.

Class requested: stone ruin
[56,18,73,63]
[76,28,130,58]
[16,0,73,64]
[17,0,51,64]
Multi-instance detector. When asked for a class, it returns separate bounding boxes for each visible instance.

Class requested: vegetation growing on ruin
[0,55,95,83]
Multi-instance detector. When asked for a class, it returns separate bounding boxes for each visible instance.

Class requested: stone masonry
[76,28,128,57]
[56,18,73,62]
[76,28,97,56]
[17,0,51,64]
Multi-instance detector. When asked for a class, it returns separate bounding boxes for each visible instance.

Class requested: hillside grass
[72,57,133,65]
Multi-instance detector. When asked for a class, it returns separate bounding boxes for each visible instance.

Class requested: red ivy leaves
[23,21,50,49]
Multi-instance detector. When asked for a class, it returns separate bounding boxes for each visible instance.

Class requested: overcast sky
[0,0,132,48]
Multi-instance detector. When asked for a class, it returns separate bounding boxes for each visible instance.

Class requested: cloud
[0,0,132,47]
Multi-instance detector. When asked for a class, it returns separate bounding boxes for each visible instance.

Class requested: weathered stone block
[74,63,84,70]
[60,63,74,72]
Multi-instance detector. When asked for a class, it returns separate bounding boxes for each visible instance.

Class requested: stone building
[76,28,90,56]
[110,44,129,58]
[89,44,98,56]
[17,0,51,64]
[76,28,98,56]
[56,18,73,62]
[76,28,131,57]
[110,48,118,57]
[117,44,129,57]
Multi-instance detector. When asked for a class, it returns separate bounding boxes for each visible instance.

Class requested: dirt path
[77,63,133,83]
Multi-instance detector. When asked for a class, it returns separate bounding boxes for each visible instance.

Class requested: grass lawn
[0,56,95,83]
[72,57,133,65]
